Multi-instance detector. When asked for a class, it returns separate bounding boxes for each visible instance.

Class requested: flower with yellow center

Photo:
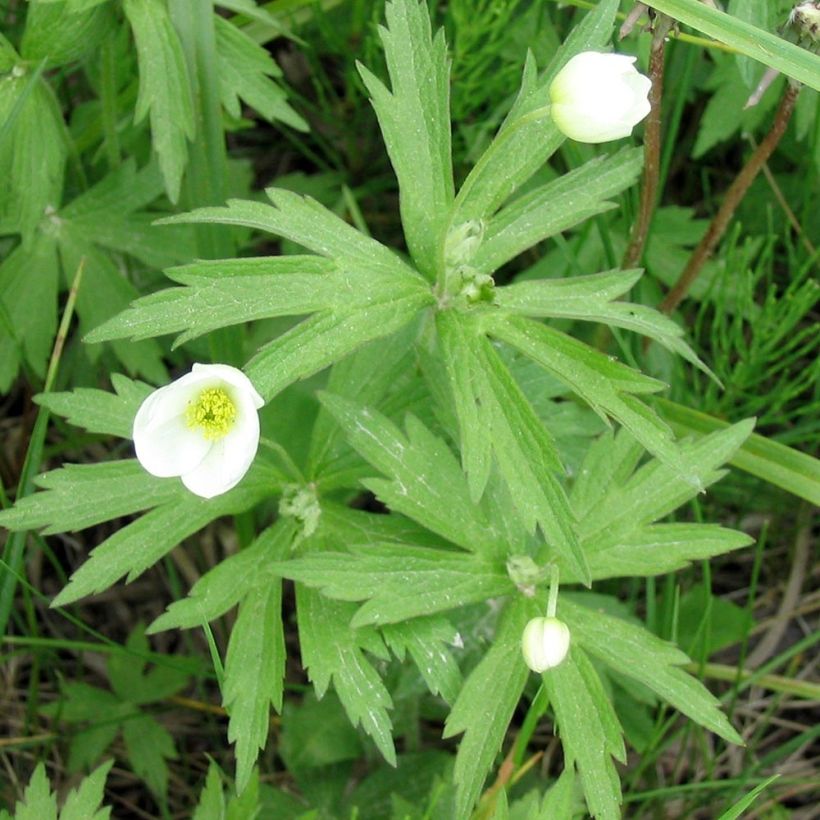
[132,364,264,498]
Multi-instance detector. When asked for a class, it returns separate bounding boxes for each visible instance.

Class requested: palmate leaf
[543,646,626,820]
[86,256,337,344]
[485,313,700,485]
[437,312,588,579]
[472,148,643,275]
[296,585,396,765]
[0,461,182,535]
[58,234,167,383]
[160,189,421,281]
[436,310,494,502]
[223,581,286,792]
[443,596,534,819]
[61,160,195,270]
[59,759,114,820]
[245,291,432,400]
[122,715,177,799]
[34,374,152,439]
[271,542,512,628]
[382,616,462,705]
[8,760,113,820]
[577,420,755,550]
[148,521,294,634]
[451,0,620,223]
[0,68,66,242]
[123,0,195,202]
[0,234,59,391]
[478,336,589,583]
[20,1,113,67]
[318,392,502,556]
[358,0,454,279]
[50,478,270,607]
[308,324,421,483]
[563,595,743,745]
[587,523,752,580]
[496,268,712,376]
[214,16,307,131]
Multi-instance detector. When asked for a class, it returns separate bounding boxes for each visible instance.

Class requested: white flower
[549,51,651,143]
[521,616,571,673]
[133,364,264,499]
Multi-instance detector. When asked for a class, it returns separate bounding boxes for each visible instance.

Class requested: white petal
[134,414,211,478]
[180,403,260,498]
[191,363,264,409]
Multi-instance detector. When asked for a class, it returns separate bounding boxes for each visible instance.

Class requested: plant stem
[622,17,671,269]
[660,84,799,315]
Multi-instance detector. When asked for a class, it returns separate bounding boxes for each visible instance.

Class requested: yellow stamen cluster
[185,387,237,440]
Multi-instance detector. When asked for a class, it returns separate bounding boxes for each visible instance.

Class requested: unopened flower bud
[549,51,651,144]
[521,616,570,672]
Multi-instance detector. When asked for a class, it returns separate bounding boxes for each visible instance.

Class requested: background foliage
[1,0,818,817]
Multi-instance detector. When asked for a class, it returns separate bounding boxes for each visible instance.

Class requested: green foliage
[2,0,815,816]
[1,760,113,820]
[42,626,190,800]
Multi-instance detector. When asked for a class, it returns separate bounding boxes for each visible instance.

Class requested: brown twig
[659,83,800,315]
[622,17,672,269]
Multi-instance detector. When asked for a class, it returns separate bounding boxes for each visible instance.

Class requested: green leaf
[358,0,454,278]
[124,0,195,202]
[87,256,338,344]
[318,392,501,556]
[539,767,575,818]
[296,586,396,765]
[13,763,58,820]
[21,2,113,67]
[122,714,177,799]
[451,0,620,223]
[497,269,712,376]
[57,237,167,383]
[0,461,183,535]
[473,148,643,275]
[656,398,820,505]
[543,646,625,820]
[436,310,493,503]
[382,616,463,704]
[444,597,533,819]
[61,161,195,270]
[562,596,743,745]
[246,291,431,400]
[0,71,66,241]
[586,523,753,581]
[477,337,589,583]
[308,324,422,483]
[642,0,820,92]
[192,762,226,820]
[215,16,307,130]
[223,581,286,792]
[577,421,755,550]
[280,692,363,771]
[60,759,114,820]
[106,626,191,705]
[50,480,266,607]
[486,314,698,485]
[160,190,421,281]
[148,521,294,634]
[272,543,512,627]
[34,374,153,439]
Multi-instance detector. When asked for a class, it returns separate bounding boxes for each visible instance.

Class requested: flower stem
[547,565,560,618]
[659,83,800,315]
